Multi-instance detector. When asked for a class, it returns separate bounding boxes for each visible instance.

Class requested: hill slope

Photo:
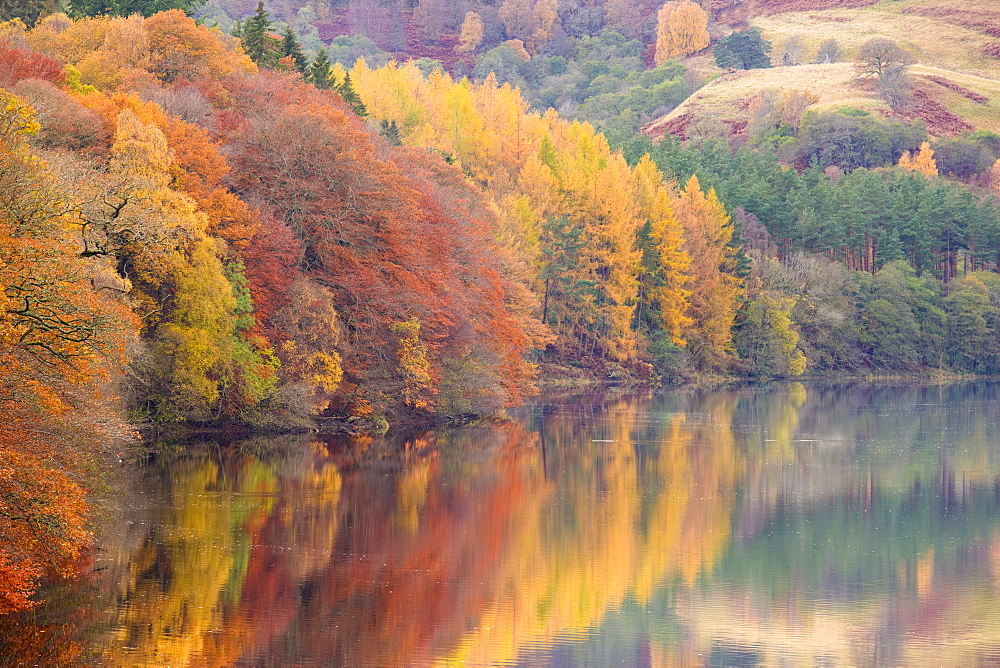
[646,0,1000,141]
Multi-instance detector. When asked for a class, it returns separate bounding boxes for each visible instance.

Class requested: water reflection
[3,383,1000,666]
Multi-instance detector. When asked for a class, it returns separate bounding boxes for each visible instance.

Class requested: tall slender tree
[237,0,280,68]
[281,26,308,73]
[307,48,334,89]
[673,175,743,368]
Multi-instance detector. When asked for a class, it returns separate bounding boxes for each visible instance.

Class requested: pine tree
[282,26,307,73]
[239,0,280,68]
[307,49,334,89]
[713,28,772,70]
[337,73,368,117]
[381,119,402,146]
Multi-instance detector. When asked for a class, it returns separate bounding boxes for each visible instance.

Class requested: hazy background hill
[649,0,1000,143]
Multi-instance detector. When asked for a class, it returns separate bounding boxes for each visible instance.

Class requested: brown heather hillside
[647,0,1000,143]
[712,0,880,26]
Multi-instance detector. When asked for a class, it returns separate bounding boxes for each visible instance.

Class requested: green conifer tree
[239,0,279,68]
[281,25,307,73]
[306,49,333,89]
[381,119,402,146]
[336,73,368,117]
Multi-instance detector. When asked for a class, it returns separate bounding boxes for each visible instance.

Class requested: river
[3,382,1000,666]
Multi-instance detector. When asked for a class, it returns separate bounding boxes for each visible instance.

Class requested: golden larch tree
[455,11,484,54]
[633,155,692,344]
[898,141,938,177]
[672,175,742,369]
[655,0,710,66]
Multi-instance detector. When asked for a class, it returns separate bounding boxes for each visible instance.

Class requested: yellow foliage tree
[455,11,484,54]
[897,141,938,177]
[990,159,1000,193]
[156,238,238,416]
[633,155,692,345]
[273,277,343,413]
[672,175,743,369]
[74,14,149,90]
[530,0,557,54]
[655,0,710,66]
[391,317,433,409]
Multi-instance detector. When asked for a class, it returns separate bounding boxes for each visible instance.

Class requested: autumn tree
[73,14,150,90]
[672,175,743,369]
[779,89,818,134]
[898,141,937,177]
[222,78,535,414]
[0,90,135,612]
[604,0,657,41]
[455,11,483,55]
[144,10,255,83]
[498,0,556,54]
[990,159,1000,194]
[735,272,806,377]
[654,0,709,66]
[0,30,66,86]
[530,0,557,54]
[71,0,203,18]
[633,155,692,345]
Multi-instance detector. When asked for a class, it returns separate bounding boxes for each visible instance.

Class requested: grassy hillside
[646,0,1000,141]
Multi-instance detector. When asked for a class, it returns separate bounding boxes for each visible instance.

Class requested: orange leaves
[144,10,255,84]
[221,73,535,413]
[898,141,939,178]
[0,93,135,612]
[0,37,65,87]
[672,175,743,368]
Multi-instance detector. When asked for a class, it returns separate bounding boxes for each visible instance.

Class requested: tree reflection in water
[3,383,1000,666]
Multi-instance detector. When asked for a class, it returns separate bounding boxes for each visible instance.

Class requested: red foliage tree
[0,38,64,87]
[219,73,535,414]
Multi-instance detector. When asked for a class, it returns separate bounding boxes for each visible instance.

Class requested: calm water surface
[4,383,1000,666]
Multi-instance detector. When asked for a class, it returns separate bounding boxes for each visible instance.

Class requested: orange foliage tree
[0,90,135,613]
[672,175,743,369]
[221,74,535,416]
